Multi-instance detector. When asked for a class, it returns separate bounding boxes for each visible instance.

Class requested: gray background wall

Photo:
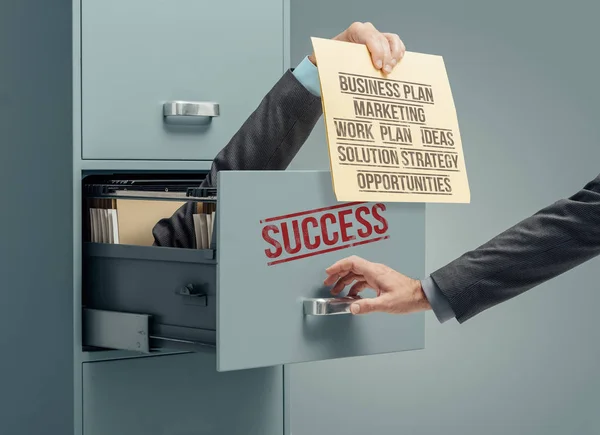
[0,1,73,435]
[289,1,600,433]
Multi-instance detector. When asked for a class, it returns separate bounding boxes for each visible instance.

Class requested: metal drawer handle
[163,101,220,124]
[176,283,208,307]
[303,297,360,316]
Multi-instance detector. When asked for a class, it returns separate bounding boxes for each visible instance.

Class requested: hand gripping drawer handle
[163,101,220,124]
[303,297,360,316]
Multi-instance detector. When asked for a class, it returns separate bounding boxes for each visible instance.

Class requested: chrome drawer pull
[163,101,220,124]
[303,297,360,316]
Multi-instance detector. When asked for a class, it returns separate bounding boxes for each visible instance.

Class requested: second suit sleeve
[430,173,600,323]
[152,69,323,248]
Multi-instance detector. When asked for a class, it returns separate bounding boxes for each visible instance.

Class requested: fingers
[383,32,405,65]
[341,22,404,73]
[359,23,391,72]
[330,272,363,295]
[323,269,347,287]
[325,255,374,285]
[357,24,387,70]
[350,296,388,315]
[347,280,369,297]
[323,258,353,286]
[378,33,394,74]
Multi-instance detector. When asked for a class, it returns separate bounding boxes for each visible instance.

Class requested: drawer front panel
[217,170,426,371]
[81,0,284,160]
[83,353,283,435]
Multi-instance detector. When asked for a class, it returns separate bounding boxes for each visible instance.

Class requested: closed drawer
[83,353,283,435]
[80,0,284,160]
[82,170,425,372]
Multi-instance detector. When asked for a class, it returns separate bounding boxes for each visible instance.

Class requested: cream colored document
[311,37,470,203]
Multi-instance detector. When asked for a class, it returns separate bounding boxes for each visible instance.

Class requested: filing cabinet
[4,0,427,433]
[81,0,284,161]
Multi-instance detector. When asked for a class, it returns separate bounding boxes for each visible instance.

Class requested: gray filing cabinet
[1,0,425,434]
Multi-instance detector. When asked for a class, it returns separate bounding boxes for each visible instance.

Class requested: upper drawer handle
[303,297,360,316]
[163,101,220,124]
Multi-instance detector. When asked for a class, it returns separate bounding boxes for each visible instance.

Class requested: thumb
[350,297,386,315]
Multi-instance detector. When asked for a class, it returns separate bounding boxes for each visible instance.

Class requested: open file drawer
[82,170,425,372]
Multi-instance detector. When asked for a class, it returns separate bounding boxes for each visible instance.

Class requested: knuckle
[349,21,364,32]
[349,255,361,263]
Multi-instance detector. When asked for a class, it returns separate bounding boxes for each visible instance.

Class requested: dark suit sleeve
[152,70,323,248]
[430,173,600,323]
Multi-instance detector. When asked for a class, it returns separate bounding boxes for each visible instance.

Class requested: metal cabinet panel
[81,0,284,160]
[216,170,425,371]
[82,353,283,435]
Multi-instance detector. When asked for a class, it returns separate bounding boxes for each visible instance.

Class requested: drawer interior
[81,172,220,354]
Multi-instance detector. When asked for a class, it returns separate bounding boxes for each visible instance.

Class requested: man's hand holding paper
[311,34,470,203]
[308,22,406,74]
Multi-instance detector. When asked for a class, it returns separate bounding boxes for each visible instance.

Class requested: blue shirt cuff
[421,276,455,323]
[292,56,321,97]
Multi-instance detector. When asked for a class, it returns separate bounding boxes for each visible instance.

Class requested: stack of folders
[87,199,215,250]
[88,199,120,244]
[87,199,186,246]
[193,202,216,250]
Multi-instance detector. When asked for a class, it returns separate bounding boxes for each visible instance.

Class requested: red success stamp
[260,202,389,266]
